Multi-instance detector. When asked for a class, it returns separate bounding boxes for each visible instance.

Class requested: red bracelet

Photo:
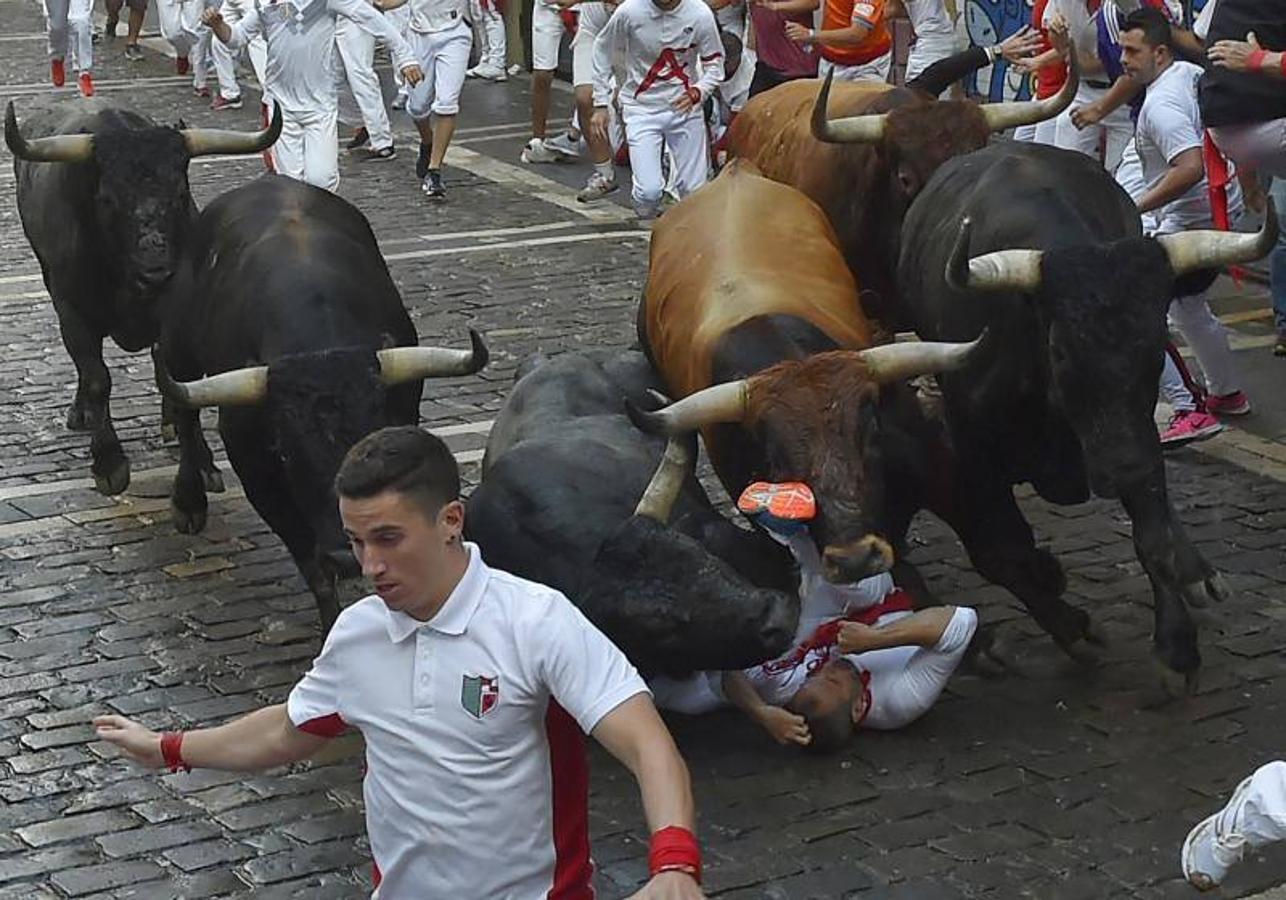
[1247,49,1267,72]
[160,731,190,773]
[648,826,701,884]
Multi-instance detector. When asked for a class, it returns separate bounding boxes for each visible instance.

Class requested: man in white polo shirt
[94,427,704,900]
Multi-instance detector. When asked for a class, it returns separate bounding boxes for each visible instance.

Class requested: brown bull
[634,162,981,583]
[726,56,1078,325]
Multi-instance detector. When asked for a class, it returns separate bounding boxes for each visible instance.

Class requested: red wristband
[686,87,701,106]
[1247,49,1267,72]
[648,826,701,884]
[160,731,190,773]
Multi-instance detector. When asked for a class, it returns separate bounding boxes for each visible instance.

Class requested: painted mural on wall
[959,0,1206,102]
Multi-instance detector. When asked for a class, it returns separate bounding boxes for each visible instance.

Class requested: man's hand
[200,7,223,26]
[1046,15,1069,56]
[997,25,1042,65]
[400,63,424,86]
[627,870,704,899]
[671,88,699,114]
[94,714,164,768]
[757,705,811,746]
[784,21,812,45]
[1070,102,1103,130]
[837,621,881,654]
[201,7,231,42]
[590,107,611,144]
[1208,31,1262,72]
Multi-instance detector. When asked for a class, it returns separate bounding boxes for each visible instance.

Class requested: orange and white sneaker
[737,482,816,535]
[51,59,66,87]
[77,72,94,97]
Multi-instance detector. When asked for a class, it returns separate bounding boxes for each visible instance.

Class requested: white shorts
[532,0,565,72]
[571,21,597,87]
[405,22,472,118]
[818,51,891,84]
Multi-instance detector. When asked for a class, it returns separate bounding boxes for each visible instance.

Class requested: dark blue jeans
[1271,177,1286,337]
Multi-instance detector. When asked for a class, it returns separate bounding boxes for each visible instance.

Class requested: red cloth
[1203,131,1245,286]
[1031,0,1067,100]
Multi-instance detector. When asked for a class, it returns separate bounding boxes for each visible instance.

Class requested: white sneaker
[577,172,619,203]
[508,63,523,76]
[465,65,480,78]
[391,94,407,111]
[472,63,507,82]
[520,137,559,164]
[544,131,581,159]
[1182,775,1254,890]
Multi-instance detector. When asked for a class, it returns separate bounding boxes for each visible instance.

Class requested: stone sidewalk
[3,2,1286,897]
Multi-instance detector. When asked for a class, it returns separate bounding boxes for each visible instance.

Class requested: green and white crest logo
[461,674,499,719]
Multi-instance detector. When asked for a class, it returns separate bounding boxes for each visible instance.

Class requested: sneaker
[124,43,144,62]
[210,93,243,111]
[1160,410,1224,446]
[1182,775,1253,890]
[422,169,446,200]
[391,94,407,111]
[193,85,211,98]
[345,126,370,150]
[363,145,396,161]
[176,56,190,76]
[1274,335,1286,357]
[507,63,523,76]
[520,137,559,164]
[470,63,507,82]
[1205,390,1251,416]
[50,59,65,87]
[634,201,662,223]
[737,482,816,537]
[77,72,94,97]
[416,141,433,180]
[576,172,619,203]
[544,131,581,159]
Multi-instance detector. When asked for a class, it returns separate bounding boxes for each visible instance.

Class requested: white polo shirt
[286,543,648,899]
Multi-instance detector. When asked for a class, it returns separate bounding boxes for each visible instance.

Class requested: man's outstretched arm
[94,703,330,772]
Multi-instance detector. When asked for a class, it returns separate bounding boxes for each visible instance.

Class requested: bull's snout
[755,589,800,659]
[822,535,894,583]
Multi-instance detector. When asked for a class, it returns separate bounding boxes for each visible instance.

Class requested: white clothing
[469,0,505,70]
[1211,119,1286,181]
[818,51,891,84]
[903,0,959,84]
[1054,81,1133,173]
[623,105,709,208]
[1159,350,1196,412]
[1201,761,1286,855]
[572,1,612,86]
[287,543,647,900]
[1136,61,1240,233]
[223,0,415,114]
[905,30,963,87]
[405,21,471,117]
[715,0,744,38]
[211,0,269,102]
[1167,292,1241,397]
[44,0,93,73]
[579,0,611,34]
[336,15,393,149]
[782,532,895,635]
[1192,0,1217,41]
[272,105,339,188]
[532,0,565,71]
[591,0,725,111]
[1013,117,1059,146]
[158,0,216,87]
[409,0,466,33]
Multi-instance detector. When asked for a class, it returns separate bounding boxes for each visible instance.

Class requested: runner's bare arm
[721,671,811,746]
[592,694,704,898]
[838,605,958,654]
[1137,146,1204,214]
[93,704,330,772]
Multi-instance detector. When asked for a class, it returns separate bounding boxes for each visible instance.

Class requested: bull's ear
[894,162,920,199]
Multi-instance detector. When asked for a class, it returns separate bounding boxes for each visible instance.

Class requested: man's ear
[440,499,465,541]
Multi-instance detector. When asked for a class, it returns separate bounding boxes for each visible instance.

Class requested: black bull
[5,99,280,495]
[465,350,800,677]
[154,176,487,629]
[897,141,1278,682]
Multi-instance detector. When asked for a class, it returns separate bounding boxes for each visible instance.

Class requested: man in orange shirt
[784,0,892,82]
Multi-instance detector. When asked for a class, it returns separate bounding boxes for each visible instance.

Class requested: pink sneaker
[1205,391,1251,416]
[1161,410,1224,446]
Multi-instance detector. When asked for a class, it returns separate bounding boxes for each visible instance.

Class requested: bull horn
[1156,198,1279,276]
[4,101,94,163]
[634,436,694,523]
[856,333,985,384]
[181,103,282,158]
[152,346,268,408]
[376,329,489,385]
[810,70,887,145]
[626,382,748,436]
[980,39,1080,132]
[946,216,1044,293]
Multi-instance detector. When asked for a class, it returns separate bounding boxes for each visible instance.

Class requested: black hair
[334,426,459,520]
[1122,6,1174,52]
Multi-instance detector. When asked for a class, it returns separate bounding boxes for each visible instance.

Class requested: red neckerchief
[759,589,915,676]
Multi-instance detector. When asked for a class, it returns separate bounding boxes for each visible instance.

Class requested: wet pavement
[2,2,1286,896]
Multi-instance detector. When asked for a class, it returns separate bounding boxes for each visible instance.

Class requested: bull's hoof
[1183,572,1228,609]
[67,404,91,432]
[1055,617,1108,665]
[160,422,178,443]
[92,458,130,496]
[202,467,225,494]
[171,500,208,535]
[1153,654,1201,699]
[964,624,1013,677]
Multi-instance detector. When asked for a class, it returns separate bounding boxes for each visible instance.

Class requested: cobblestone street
[3,0,1286,896]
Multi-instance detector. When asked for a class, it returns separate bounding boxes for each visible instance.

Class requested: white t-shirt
[287,544,647,900]
[1135,60,1241,233]
[591,0,725,110]
[227,0,415,112]
[406,0,466,33]
[579,0,613,35]
[904,0,954,39]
